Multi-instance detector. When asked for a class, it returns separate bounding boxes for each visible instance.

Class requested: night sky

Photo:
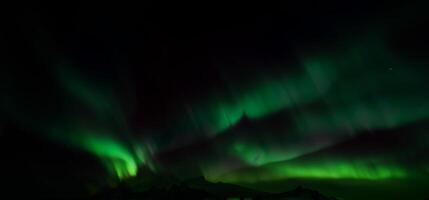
[2,2,429,199]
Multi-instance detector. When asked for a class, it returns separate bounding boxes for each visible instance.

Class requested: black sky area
[1,1,429,199]
[4,1,393,126]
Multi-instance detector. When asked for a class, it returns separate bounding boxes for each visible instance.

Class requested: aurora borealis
[2,2,429,199]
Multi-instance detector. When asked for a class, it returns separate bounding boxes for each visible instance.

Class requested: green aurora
[2,7,429,199]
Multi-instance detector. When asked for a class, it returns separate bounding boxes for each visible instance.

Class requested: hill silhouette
[92,183,338,200]
[90,167,338,200]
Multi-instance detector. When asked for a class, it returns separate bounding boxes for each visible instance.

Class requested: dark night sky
[2,2,429,199]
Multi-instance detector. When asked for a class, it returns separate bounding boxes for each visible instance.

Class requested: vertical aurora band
[52,65,146,179]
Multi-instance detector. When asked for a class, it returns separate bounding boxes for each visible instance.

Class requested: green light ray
[206,159,409,184]
[52,65,146,179]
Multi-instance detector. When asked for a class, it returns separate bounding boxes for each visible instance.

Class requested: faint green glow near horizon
[271,161,407,180]
[206,159,407,183]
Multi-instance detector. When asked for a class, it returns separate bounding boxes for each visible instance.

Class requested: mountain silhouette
[90,170,339,200]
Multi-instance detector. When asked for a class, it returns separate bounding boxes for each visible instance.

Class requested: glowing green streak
[180,35,429,179]
[48,65,146,179]
[207,159,407,183]
[79,133,142,179]
[47,123,145,180]
[271,161,406,180]
[188,34,429,180]
[188,60,336,135]
[182,33,429,139]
